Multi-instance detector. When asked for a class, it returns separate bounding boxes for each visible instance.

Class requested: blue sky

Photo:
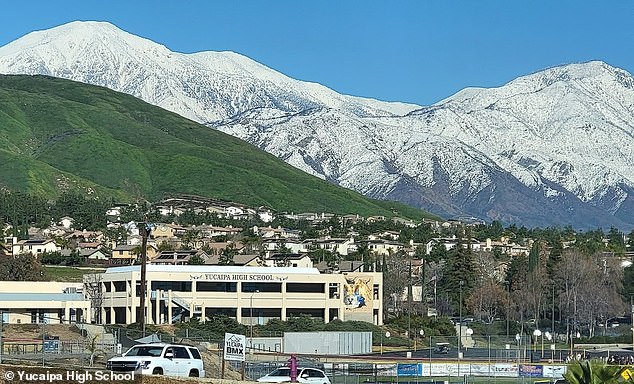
[1,1,632,106]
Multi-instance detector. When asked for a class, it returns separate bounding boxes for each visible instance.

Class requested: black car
[434,344,450,354]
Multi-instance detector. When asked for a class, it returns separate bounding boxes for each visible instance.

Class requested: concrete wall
[284,331,372,355]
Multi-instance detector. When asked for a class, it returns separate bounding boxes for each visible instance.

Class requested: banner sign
[519,365,543,377]
[402,362,562,378]
[543,365,566,378]
[223,333,246,362]
[397,364,421,376]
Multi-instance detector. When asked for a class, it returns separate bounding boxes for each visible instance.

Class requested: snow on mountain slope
[218,61,634,228]
[405,62,634,208]
[0,21,419,123]
[1,21,633,229]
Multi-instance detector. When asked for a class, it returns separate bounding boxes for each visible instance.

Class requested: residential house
[206,254,263,266]
[264,253,313,268]
[341,214,363,224]
[253,226,301,240]
[481,238,528,256]
[369,231,400,241]
[197,225,243,239]
[425,237,482,255]
[110,244,137,265]
[392,217,418,228]
[60,249,108,261]
[11,238,59,257]
[224,206,246,219]
[106,204,130,223]
[203,241,245,256]
[260,238,308,257]
[65,230,103,244]
[367,239,403,256]
[150,224,178,239]
[77,242,102,251]
[59,216,74,229]
[314,260,365,274]
[257,209,275,223]
[151,250,209,265]
[311,237,357,256]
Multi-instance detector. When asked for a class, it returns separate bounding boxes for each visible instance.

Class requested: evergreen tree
[219,243,236,265]
[439,243,476,313]
[607,226,625,253]
[528,241,540,271]
[0,254,47,281]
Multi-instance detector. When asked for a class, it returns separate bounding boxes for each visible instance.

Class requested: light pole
[544,332,553,361]
[415,329,424,351]
[458,280,464,358]
[515,334,521,365]
[249,290,260,341]
[533,329,542,353]
[505,281,510,340]
[631,296,634,352]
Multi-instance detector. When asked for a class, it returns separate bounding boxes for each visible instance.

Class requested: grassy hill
[0,75,437,220]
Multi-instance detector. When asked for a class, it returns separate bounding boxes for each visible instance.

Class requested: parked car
[434,343,450,354]
[257,367,331,384]
[106,343,205,377]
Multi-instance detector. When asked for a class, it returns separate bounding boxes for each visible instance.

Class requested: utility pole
[139,223,150,337]
[0,310,3,364]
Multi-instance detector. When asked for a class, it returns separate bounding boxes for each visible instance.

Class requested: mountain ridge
[0,74,433,220]
[1,21,633,229]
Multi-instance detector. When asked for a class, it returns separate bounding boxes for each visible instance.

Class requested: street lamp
[249,290,260,341]
[380,331,390,355]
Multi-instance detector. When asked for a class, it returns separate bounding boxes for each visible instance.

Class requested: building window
[113,281,126,292]
[329,308,339,321]
[196,282,237,292]
[286,283,325,294]
[205,308,237,318]
[240,308,281,320]
[150,281,192,292]
[242,283,282,293]
[286,308,324,320]
[329,283,339,298]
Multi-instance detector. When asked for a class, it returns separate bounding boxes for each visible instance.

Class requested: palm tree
[563,360,622,384]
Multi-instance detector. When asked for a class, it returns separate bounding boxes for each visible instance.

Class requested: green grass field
[44,265,106,282]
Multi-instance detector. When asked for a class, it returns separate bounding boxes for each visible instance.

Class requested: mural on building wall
[343,275,373,312]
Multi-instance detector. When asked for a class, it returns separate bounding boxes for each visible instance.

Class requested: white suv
[106,343,205,377]
[257,367,331,384]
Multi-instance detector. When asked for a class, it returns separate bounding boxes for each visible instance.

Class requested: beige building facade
[90,265,383,326]
[0,281,91,324]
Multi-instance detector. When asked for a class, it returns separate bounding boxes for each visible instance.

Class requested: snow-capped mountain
[1,21,633,229]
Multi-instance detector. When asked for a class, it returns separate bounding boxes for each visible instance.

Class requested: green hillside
[0,75,438,220]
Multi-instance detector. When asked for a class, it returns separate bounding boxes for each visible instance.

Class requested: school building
[90,265,383,326]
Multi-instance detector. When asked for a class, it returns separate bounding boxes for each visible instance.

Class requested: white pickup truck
[106,343,205,377]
